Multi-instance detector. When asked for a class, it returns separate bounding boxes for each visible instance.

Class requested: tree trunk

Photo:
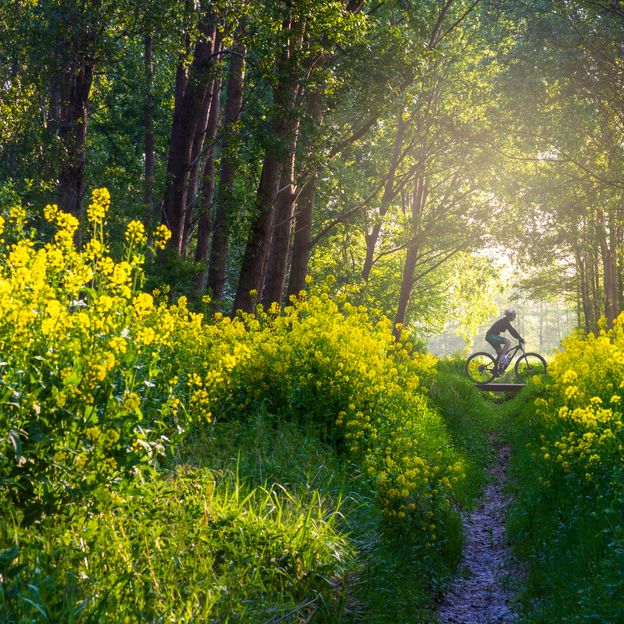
[394,243,420,339]
[207,43,247,307]
[287,176,316,299]
[232,154,284,313]
[393,176,428,338]
[539,301,544,351]
[286,90,324,299]
[233,20,302,314]
[193,78,222,295]
[362,111,405,281]
[589,244,601,331]
[597,209,620,324]
[55,59,94,218]
[262,114,301,307]
[184,74,221,255]
[161,8,217,255]
[576,250,592,333]
[595,248,602,327]
[144,33,155,226]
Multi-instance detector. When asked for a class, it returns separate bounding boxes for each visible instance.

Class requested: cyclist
[485,309,524,365]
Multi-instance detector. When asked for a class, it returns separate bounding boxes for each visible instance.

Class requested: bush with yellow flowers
[532,317,624,489]
[0,189,464,548]
[176,292,465,541]
[506,315,624,622]
[0,189,182,520]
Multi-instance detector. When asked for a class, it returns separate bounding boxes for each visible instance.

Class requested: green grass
[430,357,495,506]
[499,383,624,623]
[0,465,350,623]
[179,410,468,623]
[0,363,503,623]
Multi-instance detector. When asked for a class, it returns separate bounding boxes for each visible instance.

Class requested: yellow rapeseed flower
[125,220,147,246]
[87,187,111,225]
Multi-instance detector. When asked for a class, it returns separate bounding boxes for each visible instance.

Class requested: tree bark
[576,249,592,334]
[393,175,428,338]
[261,113,301,307]
[597,208,620,324]
[233,19,302,314]
[287,176,316,299]
[193,78,222,294]
[207,44,247,306]
[232,151,284,313]
[55,59,94,218]
[184,73,221,255]
[589,243,601,331]
[144,32,155,226]
[286,90,324,299]
[161,6,217,255]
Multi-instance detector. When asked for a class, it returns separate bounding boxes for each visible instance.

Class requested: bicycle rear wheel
[515,352,547,382]
[465,352,497,383]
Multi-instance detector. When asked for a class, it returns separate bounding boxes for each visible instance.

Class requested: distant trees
[483,0,624,331]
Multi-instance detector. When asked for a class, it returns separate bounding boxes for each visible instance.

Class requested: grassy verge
[502,379,624,623]
[429,358,495,506]
[179,409,466,623]
[1,466,349,623]
[1,377,494,623]
[0,196,502,622]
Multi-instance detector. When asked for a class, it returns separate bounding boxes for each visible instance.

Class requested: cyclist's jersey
[486,317,522,341]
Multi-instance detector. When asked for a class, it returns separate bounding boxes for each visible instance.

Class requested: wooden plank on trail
[475,383,525,392]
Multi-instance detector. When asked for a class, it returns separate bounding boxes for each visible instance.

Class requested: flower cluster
[533,316,624,487]
[0,190,180,516]
[1,189,464,544]
[185,292,466,541]
[86,187,111,225]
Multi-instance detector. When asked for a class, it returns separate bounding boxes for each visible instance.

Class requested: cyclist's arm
[506,321,523,342]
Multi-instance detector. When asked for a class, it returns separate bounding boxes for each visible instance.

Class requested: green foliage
[0,200,490,622]
[429,358,494,505]
[0,194,179,521]
[503,317,624,622]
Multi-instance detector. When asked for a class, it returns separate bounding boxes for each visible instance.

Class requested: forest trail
[437,432,522,624]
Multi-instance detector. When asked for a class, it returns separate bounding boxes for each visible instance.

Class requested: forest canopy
[1,0,622,344]
[3,3,624,621]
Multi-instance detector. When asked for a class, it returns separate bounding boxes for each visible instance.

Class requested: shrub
[0,191,183,520]
[506,316,624,622]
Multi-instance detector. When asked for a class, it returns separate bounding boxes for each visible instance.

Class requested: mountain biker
[485,309,524,365]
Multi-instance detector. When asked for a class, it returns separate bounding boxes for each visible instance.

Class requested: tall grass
[501,321,624,623]
[1,466,349,623]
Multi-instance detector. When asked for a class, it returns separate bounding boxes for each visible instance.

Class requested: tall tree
[233,12,305,313]
[206,40,247,305]
[47,1,104,217]
[161,2,220,255]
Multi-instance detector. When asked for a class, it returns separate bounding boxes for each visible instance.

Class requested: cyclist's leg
[501,337,511,356]
[486,334,505,359]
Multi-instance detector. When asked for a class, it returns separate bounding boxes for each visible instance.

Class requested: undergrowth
[502,321,624,623]
[0,194,493,622]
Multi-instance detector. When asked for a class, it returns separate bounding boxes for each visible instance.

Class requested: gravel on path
[437,432,523,624]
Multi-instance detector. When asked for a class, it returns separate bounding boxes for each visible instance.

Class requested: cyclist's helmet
[504,308,517,318]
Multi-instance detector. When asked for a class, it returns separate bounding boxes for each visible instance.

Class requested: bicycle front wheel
[465,352,497,384]
[515,353,547,382]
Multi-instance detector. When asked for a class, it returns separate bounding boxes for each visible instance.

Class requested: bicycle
[465,341,547,384]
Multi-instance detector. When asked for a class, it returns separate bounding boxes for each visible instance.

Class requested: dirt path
[437,432,522,624]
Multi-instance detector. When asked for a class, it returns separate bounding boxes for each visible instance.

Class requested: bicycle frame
[498,341,525,366]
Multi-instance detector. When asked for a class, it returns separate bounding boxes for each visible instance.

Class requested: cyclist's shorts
[485,333,506,348]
